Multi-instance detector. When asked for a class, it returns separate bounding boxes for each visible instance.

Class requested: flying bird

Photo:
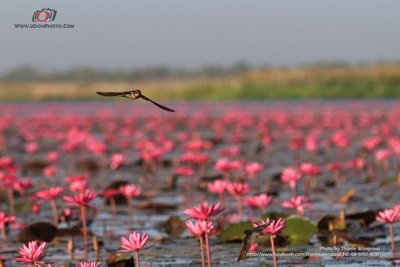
[96,90,175,112]
[237,226,265,262]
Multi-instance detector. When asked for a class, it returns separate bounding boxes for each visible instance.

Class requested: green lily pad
[380,176,396,186]
[282,215,317,246]
[219,221,252,242]
[15,201,32,213]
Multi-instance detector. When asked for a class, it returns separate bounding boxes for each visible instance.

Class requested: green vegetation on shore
[1,64,400,100]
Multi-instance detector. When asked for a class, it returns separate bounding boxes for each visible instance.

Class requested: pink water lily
[63,189,97,207]
[16,241,47,266]
[0,211,15,240]
[280,167,301,194]
[118,232,149,267]
[282,195,311,216]
[376,207,400,256]
[36,186,65,225]
[184,201,224,220]
[64,189,97,253]
[110,153,126,170]
[207,179,228,195]
[75,262,100,267]
[255,218,285,267]
[184,202,223,267]
[119,232,149,250]
[36,187,64,200]
[244,162,263,178]
[119,184,141,228]
[186,220,215,267]
[244,193,272,210]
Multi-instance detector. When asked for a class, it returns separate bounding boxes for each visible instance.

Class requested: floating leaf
[15,201,32,213]
[282,215,317,246]
[380,176,396,186]
[219,222,252,242]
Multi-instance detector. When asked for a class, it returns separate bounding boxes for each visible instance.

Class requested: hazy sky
[0,1,400,74]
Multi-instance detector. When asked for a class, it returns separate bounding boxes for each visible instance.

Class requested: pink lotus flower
[214,158,232,173]
[262,135,272,146]
[186,219,215,267]
[376,208,399,224]
[64,189,98,253]
[289,135,303,150]
[218,146,239,157]
[226,182,250,197]
[230,160,244,171]
[16,241,47,265]
[32,201,41,215]
[376,207,400,256]
[65,174,88,184]
[362,136,382,151]
[75,262,100,267]
[118,232,149,252]
[244,193,272,209]
[185,139,212,151]
[70,180,88,193]
[119,184,141,228]
[245,162,263,177]
[255,218,286,235]
[63,189,98,207]
[1,173,17,188]
[256,218,285,267]
[37,186,65,225]
[43,165,57,178]
[299,162,321,176]
[0,211,16,228]
[0,211,15,240]
[102,188,120,198]
[184,201,224,220]
[0,156,14,168]
[25,142,39,154]
[282,195,311,216]
[348,158,366,170]
[36,187,65,200]
[305,135,318,152]
[331,131,351,148]
[85,139,107,155]
[110,153,126,170]
[118,232,149,267]
[180,152,209,165]
[280,167,302,192]
[207,180,228,195]
[327,162,342,171]
[46,151,59,163]
[186,220,214,237]
[14,178,34,195]
[184,201,222,267]
[174,167,194,176]
[375,149,392,161]
[119,184,142,199]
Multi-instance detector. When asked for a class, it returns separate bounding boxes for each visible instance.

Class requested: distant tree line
[0,62,251,82]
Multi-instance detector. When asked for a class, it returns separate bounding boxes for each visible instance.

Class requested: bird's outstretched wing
[139,94,175,112]
[96,91,129,97]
